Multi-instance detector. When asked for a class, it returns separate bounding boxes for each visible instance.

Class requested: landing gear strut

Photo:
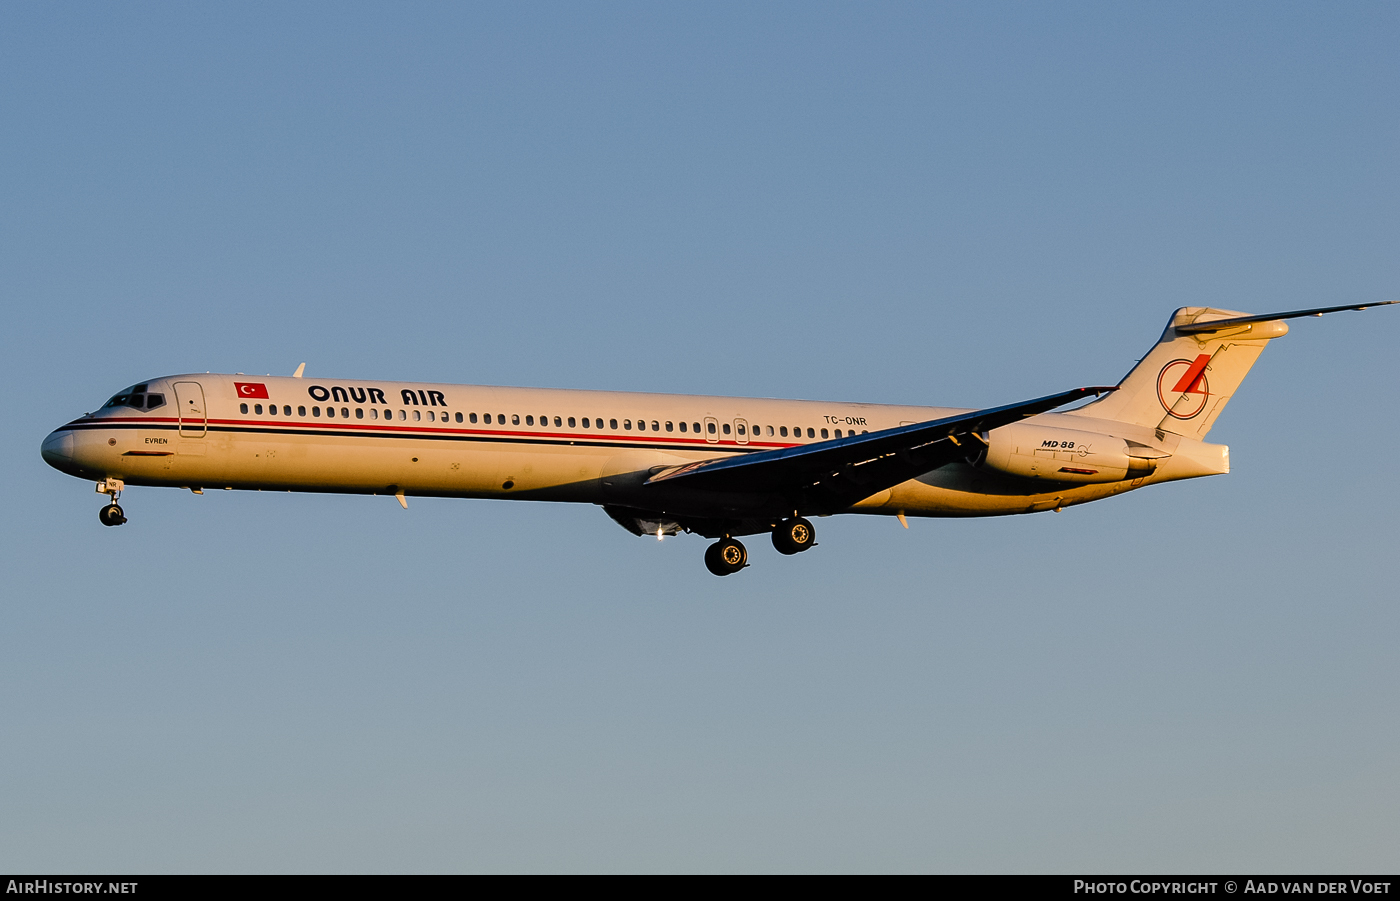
[771,517,815,555]
[96,478,127,527]
[704,537,748,576]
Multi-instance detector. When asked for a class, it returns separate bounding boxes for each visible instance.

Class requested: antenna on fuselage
[292,363,306,378]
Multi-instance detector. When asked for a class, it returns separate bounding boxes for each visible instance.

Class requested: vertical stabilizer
[1067,307,1288,439]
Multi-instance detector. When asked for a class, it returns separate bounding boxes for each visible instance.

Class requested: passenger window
[694,423,701,433]
[679,421,687,433]
[356,408,364,419]
[254,404,263,414]
[268,405,277,416]
[483,413,491,424]
[512,414,520,425]
[370,409,378,420]
[766,425,773,436]
[326,407,335,418]
[610,419,618,430]
[779,426,787,437]
[410,410,418,421]
[821,428,828,438]
[428,411,436,422]
[313,406,321,417]
[284,406,291,416]
[737,424,745,435]
[341,407,349,418]
[665,421,673,432]
[624,419,632,430]
[497,414,504,424]
[722,423,730,435]
[568,417,576,428]
[398,410,406,420]
[834,429,841,437]
[298,406,306,416]
[554,416,561,427]
[456,412,464,423]
[708,422,717,434]
[806,428,814,438]
[240,403,249,414]
[652,421,659,431]
[469,413,478,423]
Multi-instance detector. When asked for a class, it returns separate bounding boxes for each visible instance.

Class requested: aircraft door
[174,381,207,437]
[703,416,719,444]
[734,418,750,445]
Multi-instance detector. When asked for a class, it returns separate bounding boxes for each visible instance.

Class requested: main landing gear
[771,517,816,555]
[704,537,748,576]
[97,478,127,527]
[704,518,816,576]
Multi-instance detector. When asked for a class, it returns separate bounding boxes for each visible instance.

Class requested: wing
[643,385,1114,512]
[1174,300,1398,334]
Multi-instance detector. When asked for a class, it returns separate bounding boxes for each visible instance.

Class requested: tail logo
[1157,355,1211,419]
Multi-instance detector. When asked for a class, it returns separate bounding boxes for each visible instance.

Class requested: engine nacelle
[976,423,1160,484]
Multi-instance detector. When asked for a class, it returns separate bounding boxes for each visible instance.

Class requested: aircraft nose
[41,429,76,470]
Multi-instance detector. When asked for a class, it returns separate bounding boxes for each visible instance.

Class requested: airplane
[41,302,1395,575]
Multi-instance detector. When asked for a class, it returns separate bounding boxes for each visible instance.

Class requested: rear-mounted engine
[974,423,1165,485]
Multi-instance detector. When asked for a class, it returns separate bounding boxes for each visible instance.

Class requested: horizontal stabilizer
[1174,301,1397,334]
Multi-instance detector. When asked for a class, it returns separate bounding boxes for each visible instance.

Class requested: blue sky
[3,2,1398,873]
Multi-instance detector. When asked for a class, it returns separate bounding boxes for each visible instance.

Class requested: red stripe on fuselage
[75,415,805,450]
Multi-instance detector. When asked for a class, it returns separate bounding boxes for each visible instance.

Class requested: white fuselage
[41,372,1228,523]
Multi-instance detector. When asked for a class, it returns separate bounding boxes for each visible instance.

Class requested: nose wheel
[704,538,748,576]
[96,478,127,526]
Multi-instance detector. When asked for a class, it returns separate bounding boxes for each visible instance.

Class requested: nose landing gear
[99,503,127,526]
[704,537,748,576]
[96,478,127,527]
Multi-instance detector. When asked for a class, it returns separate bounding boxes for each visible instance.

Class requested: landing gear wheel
[771,517,815,555]
[704,538,748,576]
[99,503,127,527]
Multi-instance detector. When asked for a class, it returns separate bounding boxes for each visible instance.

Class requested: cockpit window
[103,384,163,410]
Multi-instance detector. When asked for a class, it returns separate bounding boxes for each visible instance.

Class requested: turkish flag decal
[235,382,270,399]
